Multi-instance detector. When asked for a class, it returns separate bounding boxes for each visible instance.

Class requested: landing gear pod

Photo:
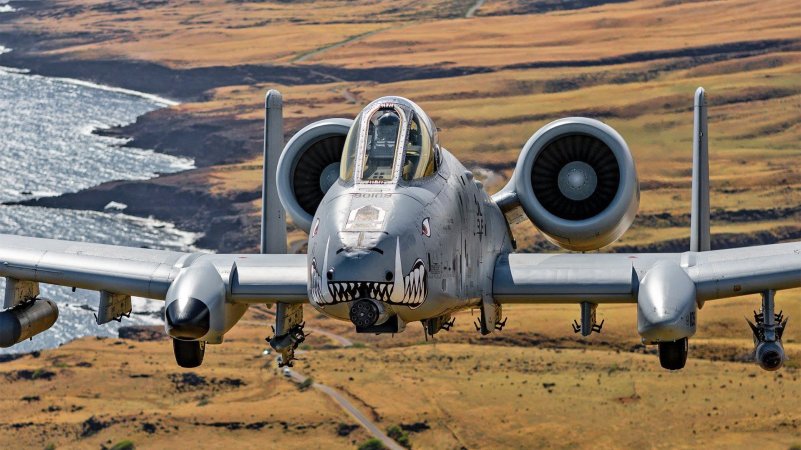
[658,338,689,371]
[172,338,206,369]
[637,261,697,370]
[0,299,59,348]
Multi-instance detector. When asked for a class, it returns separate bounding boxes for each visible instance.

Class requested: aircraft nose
[165,298,210,340]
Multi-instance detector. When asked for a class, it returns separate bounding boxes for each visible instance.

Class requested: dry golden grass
[3,296,801,449]
[4,1,801,447]
[301,0,801,68]
[9,0,479,67]
[22,0,793,235]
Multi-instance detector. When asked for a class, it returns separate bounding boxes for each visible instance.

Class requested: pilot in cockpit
[363,110,400,180]
[339,97,439,184]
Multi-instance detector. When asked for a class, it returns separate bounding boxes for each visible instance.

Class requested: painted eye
[312,218,320,237]
[421,217,431,237]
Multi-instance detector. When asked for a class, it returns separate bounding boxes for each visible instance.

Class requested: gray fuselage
[307,149,513,326]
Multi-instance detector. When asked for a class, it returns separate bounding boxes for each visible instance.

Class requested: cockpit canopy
[340,97,439,184]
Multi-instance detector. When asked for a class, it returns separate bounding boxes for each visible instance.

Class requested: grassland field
[1,0,801,448]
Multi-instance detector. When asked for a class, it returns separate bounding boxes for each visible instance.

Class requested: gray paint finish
[690,87,711,253]
[262,89,288,254]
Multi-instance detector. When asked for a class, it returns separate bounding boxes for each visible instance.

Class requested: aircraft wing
[493,241,801,304]
[0,234,308,303]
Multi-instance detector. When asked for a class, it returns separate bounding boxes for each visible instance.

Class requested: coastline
[2,2,799,256]
[0,15,267,252]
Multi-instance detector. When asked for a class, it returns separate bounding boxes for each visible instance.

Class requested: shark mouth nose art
[309,256,428,307]
[329,281,393,303]
[400,259,427,306]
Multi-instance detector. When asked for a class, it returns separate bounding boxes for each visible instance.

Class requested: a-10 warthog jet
[0,88,792,372]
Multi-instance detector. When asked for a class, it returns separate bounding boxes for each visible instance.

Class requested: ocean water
[0,10,200,352]
[0,67,192,201]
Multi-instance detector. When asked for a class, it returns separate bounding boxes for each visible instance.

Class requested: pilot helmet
[370,110,400,156]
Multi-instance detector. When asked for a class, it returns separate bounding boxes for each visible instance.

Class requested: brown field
[2,0,801,448]
[2,296,801,449]
[9,0,800,250]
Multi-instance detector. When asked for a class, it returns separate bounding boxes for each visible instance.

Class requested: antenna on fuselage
[690,87,711,252]
[262,89,288,254]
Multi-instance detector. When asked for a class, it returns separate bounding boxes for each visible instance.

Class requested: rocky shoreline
[3,98,264,252]
[0,15,268,252]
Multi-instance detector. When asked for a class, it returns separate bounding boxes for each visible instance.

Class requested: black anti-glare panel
[531,133,620,221]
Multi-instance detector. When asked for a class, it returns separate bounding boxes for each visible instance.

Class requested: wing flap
[493,253,638,303]
[689,243,801,301]
[229,255,308,303]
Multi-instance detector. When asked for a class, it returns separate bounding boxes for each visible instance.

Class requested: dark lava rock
[118,326,167,342]
[215,377,246,388]
[169,372,207,392]
[168,373,246,393]
[401,421,431,433]
[0,354,23,364]
[81,416,109,438]
[6,369,56,381]
[337,423,359,436]
[208,421,243,431]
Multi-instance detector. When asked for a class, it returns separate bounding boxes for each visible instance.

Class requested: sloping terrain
[1,298,801,449]
[2,0,801,253]
[0,1,800,448]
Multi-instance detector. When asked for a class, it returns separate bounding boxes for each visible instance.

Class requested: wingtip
[694,87,706,107]
[265,89,283,108]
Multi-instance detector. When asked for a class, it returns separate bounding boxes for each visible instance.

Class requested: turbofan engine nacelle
[277,118,353,233]
[497,118,639,251]
[0,299,59,348]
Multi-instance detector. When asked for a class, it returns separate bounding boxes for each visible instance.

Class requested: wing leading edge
[493,241,801,304]
[0,234,308,304]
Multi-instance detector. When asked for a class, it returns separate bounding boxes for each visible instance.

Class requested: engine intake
[533,134,620,220]
[497,117,639,251]
[277,118,353,233]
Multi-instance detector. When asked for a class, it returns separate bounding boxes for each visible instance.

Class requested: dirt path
[257,307,397,447]
[465,0,485,17]
[285,366,404,450]
[292,29,389,63]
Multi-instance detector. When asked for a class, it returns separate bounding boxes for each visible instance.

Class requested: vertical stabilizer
[690,87,711,252]
[261,90,288,254]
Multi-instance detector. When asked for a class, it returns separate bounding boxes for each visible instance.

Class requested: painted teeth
[326,281,394,304]
[401,259,427,307]
[311,259,427,307]
[309,258,328,305]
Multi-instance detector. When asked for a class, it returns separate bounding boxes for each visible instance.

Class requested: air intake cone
[531,133,620,221]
